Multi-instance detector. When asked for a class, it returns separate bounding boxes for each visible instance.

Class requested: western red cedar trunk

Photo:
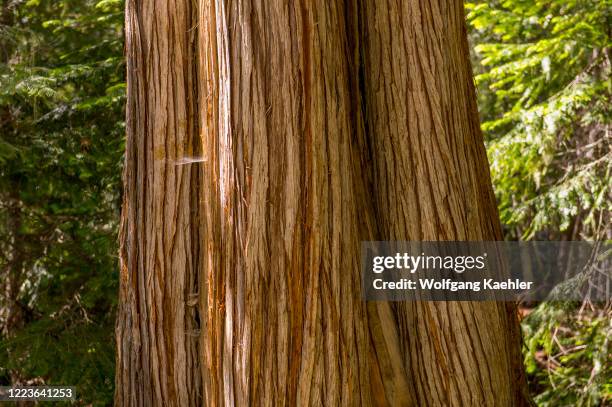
[197,1,415,405]
[362,0,528,406]
[116,0,201,404]
[358,1,532,405]
[116,0,531,406]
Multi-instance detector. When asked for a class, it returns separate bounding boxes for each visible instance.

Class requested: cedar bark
[116,0,201,404]
[116,0,532,406]
[358,1,531,405]
[197,1,412,405]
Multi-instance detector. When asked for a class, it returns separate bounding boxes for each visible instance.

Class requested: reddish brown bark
[116,1,532,405]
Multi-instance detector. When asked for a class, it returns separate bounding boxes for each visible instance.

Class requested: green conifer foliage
[0,0,124,403]
[468,0,610,240]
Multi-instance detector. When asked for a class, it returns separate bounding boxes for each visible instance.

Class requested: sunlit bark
[116,0,531,405]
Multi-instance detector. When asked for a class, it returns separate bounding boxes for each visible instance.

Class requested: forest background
[0,0,609,405]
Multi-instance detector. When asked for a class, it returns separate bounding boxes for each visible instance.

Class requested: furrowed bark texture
[117,0,531,405]
[116,0,201,404]
[358,1,532,405]
[197,1,412,404]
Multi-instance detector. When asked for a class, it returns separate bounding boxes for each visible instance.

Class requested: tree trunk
[116,0,531,406]
[358,1,531,405]
[115,0,201,404]
[197,1,414,405]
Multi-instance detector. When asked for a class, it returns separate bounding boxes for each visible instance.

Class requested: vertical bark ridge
[116,0,201,404]
[358,0,531,405]
[197,0,414,405]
